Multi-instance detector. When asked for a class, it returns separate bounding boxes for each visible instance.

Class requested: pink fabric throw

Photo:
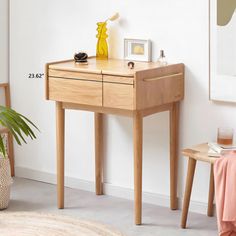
[214,151,236,236]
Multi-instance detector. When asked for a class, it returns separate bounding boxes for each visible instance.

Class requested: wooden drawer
[48,77,102,106]
[103,75,134,84]
[49,69,102,81]
[103,83,134,110]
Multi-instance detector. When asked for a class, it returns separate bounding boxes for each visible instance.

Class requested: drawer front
[103,75,134,85]
[49,69,102,81]
[103,83,134,110]
[49,77,102,106]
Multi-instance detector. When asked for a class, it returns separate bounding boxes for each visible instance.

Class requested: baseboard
[15,167,214,215]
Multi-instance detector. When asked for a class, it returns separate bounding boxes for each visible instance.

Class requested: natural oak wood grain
[181,157,196,229]
[4,84,14,177]
[56,102,65,209]
[143,72,183,82]
[7,132,14,177]
[182,144,218,164]
[181,143,217,228]
[46,58,185,225]
[170,102,180,210]
[49,57,172,77]
[45,59,72,100]
[133,113,143,225]
[103,75,134,84]
[135,64,184,110]
[49,69,102,81]
[4,84,11,108]
[49,77,102,106]
[49,58,101,75]
[207,164,214,217]
[0,83,8,88]
[140,103,172,117]
[0,83,14,176]
[95,113,103,195]
[0,128,9,134]
[45,63,49,99]
[62,103,134,117]
[103,83,133,110]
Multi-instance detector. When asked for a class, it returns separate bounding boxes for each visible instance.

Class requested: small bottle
[157,50,168,66]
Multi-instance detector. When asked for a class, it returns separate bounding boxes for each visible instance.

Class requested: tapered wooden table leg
[133,113,143,225]
[207,164,214,217]
[95,113,103,195]
[56,102,65,209]
[181,157,196,228]
[170,102,180,210]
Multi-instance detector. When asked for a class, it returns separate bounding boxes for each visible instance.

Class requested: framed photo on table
[209,0,236,102]
[124,39,152,62]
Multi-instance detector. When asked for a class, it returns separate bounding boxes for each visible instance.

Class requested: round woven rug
[0,212,125,236]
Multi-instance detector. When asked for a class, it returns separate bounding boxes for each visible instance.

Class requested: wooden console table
[45,57,185,225]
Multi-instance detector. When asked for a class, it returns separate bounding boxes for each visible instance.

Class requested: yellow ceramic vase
[96,22,108,59]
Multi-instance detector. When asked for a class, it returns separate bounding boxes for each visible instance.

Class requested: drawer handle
[143,72,183,82]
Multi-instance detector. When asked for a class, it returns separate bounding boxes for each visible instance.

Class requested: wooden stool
[181,143,217,228]
[0,83,14,176]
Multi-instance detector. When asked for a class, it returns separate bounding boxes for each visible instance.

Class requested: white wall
[0,0,8,83]
[10,0,236,212]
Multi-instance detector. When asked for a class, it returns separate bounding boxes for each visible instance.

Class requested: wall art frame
[124,38,152,62]
[209,0,236,102]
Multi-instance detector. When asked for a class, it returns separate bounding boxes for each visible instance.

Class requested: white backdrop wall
[9,0,236,212]
[0,0,8,83]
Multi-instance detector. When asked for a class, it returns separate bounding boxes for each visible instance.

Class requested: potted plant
[0,105,38,209]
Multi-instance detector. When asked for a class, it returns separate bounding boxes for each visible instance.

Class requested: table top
[48,57,177,77]
[182,143,218,164]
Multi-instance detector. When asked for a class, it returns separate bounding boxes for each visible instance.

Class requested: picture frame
[209,0,236,102]
[124,39,152,62]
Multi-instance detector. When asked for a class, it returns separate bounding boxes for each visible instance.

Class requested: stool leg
[207,164,214,217]
[181,157,196,228]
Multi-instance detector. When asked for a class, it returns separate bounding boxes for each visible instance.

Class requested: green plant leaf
[0,135,6,157]
[0,105,38,157]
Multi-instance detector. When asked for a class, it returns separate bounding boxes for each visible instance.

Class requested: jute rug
[0,212,125,236]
